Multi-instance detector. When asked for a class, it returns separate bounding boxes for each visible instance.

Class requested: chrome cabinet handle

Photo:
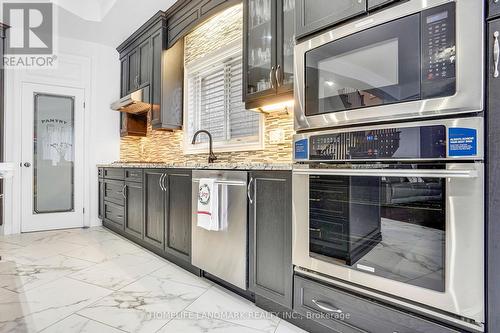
[270,67,275,89]
[122,185,127,199]
[159,173,165,191]
[494,31,499,78]
[276,65,282,87]
[162,173,168,192]
[247,177,254,204]
[311,299,343,314]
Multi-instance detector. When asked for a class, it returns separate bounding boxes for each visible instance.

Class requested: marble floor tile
[275,319,308,333]
[0,277,113,332]
[64,238,145,263]
[158,312,263,333]
[0,241,86,265]
[40,314,124,333]
[69,253,166,290]
[149,263,212,289]
[186,286,280,333]
[78,274,208,333]
[0,254,94,293]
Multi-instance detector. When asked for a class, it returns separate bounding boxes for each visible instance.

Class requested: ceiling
[53,0,177,47]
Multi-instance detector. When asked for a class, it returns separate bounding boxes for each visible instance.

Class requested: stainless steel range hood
[110,86,150,114]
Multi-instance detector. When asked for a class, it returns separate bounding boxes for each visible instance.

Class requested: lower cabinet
[164,170,192,262]
[143,169,166,249]
[124,180,144,239]
[249,171,293,309]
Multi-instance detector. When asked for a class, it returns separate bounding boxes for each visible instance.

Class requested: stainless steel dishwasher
[191,170,248,290]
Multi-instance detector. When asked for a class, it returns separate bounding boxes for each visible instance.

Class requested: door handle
[161,173,168,192]
[247,177,254,204]
[23,162,31,167]
[270,67,275,89]
[494,31,499,78]
[311,299,343,314]
[122,185,127,199]
[276,65,282,87]
[159,173,165,191]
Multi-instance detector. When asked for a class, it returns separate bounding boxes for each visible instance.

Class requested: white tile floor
[0,227,307,333]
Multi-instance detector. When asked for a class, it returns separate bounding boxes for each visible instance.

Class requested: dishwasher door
[191,170,248,290]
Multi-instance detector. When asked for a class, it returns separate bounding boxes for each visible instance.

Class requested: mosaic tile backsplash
[120,3,294,164]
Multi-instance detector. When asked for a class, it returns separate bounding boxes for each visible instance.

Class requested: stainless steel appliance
[191,170,248,290]
[292,117,484,331]
[294,0,484,131]
[110,86,150,114]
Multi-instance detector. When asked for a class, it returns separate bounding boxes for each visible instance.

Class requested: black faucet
[192,130,217,164]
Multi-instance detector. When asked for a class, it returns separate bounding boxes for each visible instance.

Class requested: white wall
[2,35,120,234]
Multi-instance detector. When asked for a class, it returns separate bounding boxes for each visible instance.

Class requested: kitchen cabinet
[249,171,293,308]
[487,17,500,333]
[123,40,151,95]
[244,0,295,109]
[294,275,461,333]
[0,23,8,227]
[124,180,144,240]
[164,170,192,262]
[490,0,500,20]
[143,169,166,249]
[295,0,366,40]
[98,168,104,219]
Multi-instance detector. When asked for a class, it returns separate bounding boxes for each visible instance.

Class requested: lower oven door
[292,163,484,323]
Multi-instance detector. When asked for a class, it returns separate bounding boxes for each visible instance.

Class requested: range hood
[110,86,150,114]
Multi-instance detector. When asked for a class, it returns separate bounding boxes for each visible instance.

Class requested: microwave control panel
[421,2,456,98]
[308,125,446,161]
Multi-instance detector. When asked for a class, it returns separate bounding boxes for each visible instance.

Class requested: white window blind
[186,52,261,148]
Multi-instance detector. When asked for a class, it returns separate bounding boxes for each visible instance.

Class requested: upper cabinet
[489,0,500,20]
[244,0,295,109]
[295,0,366,40]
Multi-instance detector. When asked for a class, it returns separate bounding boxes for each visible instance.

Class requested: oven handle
[292,168,478,179]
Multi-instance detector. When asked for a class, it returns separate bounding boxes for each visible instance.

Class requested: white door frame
[20,83,85,232]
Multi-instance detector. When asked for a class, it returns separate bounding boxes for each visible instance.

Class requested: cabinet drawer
[125,169,143,182]
[98,168,104,178]
[490,0,500,19]
[294,275,461,333]
[103,179,125,206]
[104,201,125,228]
[104,168,125,180]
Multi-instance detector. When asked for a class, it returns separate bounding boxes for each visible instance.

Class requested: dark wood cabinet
[489,0,500,20]
[124,180,144,240]
[164,170,192,262]
[0,23,8,227]
[249,171,293,309]
[295,0,366,40]
[143,169,166,249]
[487,17,500,333]
[244,0,295,109]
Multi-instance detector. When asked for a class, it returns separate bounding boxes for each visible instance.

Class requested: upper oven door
[294,0,484,131]
[292,163,484,324]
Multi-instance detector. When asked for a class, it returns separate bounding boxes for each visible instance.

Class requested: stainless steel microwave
[294,0,484,131]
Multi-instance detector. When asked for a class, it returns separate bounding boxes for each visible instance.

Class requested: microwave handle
[293,168,478,179]
[494,31,499,78]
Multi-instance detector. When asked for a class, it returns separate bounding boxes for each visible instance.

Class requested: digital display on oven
[426,11,448,24]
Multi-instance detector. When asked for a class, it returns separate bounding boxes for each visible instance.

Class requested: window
[185,44,263,153]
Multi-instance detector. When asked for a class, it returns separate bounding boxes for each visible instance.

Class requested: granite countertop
[97,162,294,171]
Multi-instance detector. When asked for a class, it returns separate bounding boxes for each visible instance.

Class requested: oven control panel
[306,125,446,161]
[421,2,456,98]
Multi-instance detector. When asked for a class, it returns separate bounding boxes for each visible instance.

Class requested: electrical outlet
[269,128,285,144]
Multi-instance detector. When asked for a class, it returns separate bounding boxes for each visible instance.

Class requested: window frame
[183,39,264,155]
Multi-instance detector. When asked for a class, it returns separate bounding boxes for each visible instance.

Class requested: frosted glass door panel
[34,94,75,214]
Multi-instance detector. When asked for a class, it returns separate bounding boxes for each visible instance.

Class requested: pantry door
[21,83,85,232]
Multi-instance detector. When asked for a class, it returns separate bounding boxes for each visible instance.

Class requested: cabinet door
[488,18,500,333]
[124,181,144,239]
[120,57,129,97]
[98,179,104,219]
[150,30,163,129]
[244,0,278,103]
[160,39,183,130]
[128,49,139,93]
[138,40,151,88]
[295,0,366,39]
[144,170,166,249]
[249,171,293,308]
[165,170,191,262]
[276,0,295,95]
[490,0,500,20]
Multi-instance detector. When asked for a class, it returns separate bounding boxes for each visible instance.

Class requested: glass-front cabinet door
[245,0,277,101]
[277,0,295,94]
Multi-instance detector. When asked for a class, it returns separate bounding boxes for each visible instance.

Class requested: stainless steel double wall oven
[292,0,485,331]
